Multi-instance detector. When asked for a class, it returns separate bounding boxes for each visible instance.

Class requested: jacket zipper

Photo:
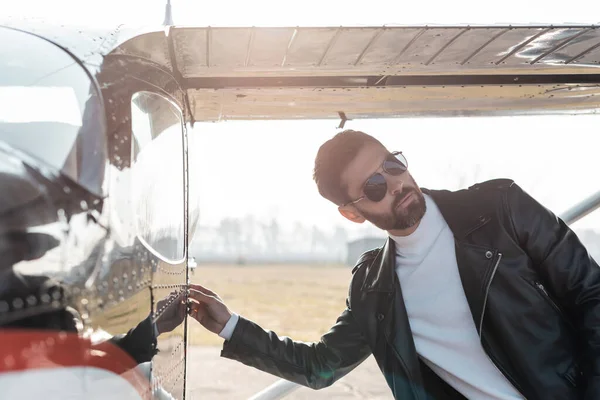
[479,252,502,338]
[531,281,574,330]
[478,252,527,397]
[382,293,423,400]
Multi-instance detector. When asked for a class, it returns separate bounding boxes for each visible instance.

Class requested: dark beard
[391,190,427,230]
[363,190,427,231]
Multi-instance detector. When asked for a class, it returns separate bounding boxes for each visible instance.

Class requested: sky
[5,0,600,236]
[4,0,600,28]
[188,115,600,235]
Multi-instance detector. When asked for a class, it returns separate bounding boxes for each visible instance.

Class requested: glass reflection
[131,92,185,264]
[0,26,106,197]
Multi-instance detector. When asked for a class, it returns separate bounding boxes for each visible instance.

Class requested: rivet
[377,313,385,321]
[485,251,493,259]
[26,296,37,306]
[41,294,51,303]
[12,298,24,309]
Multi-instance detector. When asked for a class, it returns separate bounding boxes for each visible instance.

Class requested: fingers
[189,284,218,297]
[187,302,222,334]
[188,288,220,305]
[188,301,202,319]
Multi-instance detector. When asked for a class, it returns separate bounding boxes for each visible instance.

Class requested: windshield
[0,26,106,196]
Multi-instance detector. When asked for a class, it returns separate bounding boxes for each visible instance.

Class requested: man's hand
[188,284,232,334]
[155,291,187,335]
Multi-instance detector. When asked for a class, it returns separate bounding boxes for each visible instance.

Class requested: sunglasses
[342,151,408,206]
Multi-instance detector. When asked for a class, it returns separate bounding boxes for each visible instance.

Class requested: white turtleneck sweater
[390,194,522,399]
[219,194,523,399]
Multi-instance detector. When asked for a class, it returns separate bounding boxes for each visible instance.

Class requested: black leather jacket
[221,179,600,400]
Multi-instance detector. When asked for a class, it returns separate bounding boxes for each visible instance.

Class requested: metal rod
[245,27,256,67]
[281,28,298,67]
[494,28,551,65]
[461,28,510,65]
[425,27,470,66]
[374,75,388,85]
[560,190,600,226]
[530,28,591,64]
[354,29,385,66]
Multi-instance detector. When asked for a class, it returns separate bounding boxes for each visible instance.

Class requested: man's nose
[388,175,405,196]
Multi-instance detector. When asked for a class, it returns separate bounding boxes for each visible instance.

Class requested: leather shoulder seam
[351,248,380,274]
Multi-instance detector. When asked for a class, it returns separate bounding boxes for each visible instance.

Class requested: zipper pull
[535,282,549,296]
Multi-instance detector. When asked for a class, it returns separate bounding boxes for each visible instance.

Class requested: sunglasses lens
[383,153,408,176]
[364,173,387,202]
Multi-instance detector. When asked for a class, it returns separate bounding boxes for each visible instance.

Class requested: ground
[186,264,392,399]
[187,346,391,399]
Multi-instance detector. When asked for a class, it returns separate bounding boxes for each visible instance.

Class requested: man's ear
[338,205,366,224]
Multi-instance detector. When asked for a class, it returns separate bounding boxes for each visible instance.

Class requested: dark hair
[313,130,383,206]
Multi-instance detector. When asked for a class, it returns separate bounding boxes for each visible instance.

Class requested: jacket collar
[361,187,494,293]
[361,237,395,293]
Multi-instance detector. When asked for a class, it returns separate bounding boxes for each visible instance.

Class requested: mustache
[393,189,417,209]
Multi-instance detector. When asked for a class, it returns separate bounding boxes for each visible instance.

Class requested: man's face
[339,143,426,233]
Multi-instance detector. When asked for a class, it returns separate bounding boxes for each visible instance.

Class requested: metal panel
[542,28,600,64]
[152,267,187,400]
[173,28,207,77]
[396,28,465,64]
[575,44,600,65]
[248,28,296,66]
[188,83,600,121]
[109,25,600,78]
[209,28,252,67]
[433,28,508,65]
[499,27,589,65]
[467,28,547,65]
[358,28,422,65]
[321,28,382,65]
[111,31,172,70]
[284,28,338,66]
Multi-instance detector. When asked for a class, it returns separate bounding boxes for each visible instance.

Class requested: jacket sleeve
[220,307,372,390]
[109,314,158,364]
[506,182,600,399]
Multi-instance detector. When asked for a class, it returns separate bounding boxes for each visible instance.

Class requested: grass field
[188,264,353,346]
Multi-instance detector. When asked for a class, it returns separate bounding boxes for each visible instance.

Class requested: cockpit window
[131,91,185,263]
[0,26,107,197]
